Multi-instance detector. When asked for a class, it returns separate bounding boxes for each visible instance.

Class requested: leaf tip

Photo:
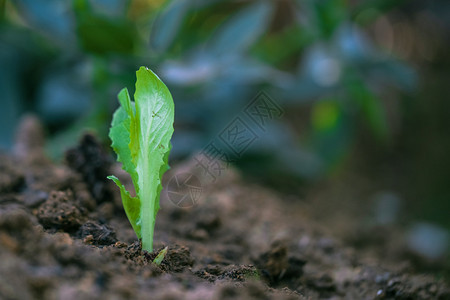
[152,246,168,265]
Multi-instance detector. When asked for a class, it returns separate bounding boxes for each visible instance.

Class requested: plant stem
[139,151,155,252]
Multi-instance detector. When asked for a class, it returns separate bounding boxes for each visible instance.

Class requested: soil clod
[37,190,86,231]
[77,220,117,246]
[65,133,113,203]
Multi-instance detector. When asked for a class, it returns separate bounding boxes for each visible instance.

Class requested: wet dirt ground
[0,116,448,299]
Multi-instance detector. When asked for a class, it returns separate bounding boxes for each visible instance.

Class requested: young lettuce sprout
[107,67,174,252]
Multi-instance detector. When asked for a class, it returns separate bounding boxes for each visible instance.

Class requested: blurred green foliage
[0,0,416,179]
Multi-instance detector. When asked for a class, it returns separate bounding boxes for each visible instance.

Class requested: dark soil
[0,116,448,300]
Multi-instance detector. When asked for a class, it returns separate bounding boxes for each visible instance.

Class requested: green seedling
[152,246,168,265]
[108,67,174,252]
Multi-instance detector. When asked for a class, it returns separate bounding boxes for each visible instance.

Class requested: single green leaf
[107,175,141,238]
[149,0,190,53]
[109,91,139,192]
[108,67,174,252]
[210,1,273,56]
[152,246,168,265]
